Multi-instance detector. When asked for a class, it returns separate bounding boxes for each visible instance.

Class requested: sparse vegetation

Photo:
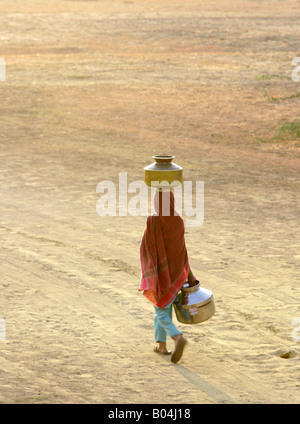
[257,120,300,144]
[257,74,290,81]
[261,87,300,103]
[276,120,300,140]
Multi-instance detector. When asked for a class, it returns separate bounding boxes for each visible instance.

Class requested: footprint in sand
[275,349,297,359]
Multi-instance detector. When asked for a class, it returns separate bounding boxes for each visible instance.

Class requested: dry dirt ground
[0,0,300,404]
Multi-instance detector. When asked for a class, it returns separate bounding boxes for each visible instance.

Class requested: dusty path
[0,0,300,404]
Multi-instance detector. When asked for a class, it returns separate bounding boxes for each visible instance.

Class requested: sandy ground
[0,0,300,404]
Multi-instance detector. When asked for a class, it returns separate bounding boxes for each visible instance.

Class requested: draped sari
[139,190,190,308]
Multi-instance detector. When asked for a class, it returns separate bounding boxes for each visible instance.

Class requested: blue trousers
[154,297,182,343]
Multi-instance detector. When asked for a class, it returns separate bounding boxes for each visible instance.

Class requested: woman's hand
[188,273,199,287]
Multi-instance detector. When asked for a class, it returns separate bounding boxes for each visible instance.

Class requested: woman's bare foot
[154,342,172,355]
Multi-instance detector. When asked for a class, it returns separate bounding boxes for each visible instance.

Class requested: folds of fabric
[139,190,190,308]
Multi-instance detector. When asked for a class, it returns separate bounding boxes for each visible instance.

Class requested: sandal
[171,336,187,363]
[153,346,172,356]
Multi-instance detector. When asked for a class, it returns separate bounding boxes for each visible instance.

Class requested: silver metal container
[173,282,215,324]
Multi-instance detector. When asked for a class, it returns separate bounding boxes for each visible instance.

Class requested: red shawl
[139,190,190,308]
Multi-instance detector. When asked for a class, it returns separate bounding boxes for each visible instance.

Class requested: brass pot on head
[144,155,183,189]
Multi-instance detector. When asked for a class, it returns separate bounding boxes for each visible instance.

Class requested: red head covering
[139,190,190,308]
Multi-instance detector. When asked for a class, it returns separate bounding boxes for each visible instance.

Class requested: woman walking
[139,189,198,363]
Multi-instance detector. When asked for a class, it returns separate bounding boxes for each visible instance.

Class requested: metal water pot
[144,155,183,188]
[173,282,215,324]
